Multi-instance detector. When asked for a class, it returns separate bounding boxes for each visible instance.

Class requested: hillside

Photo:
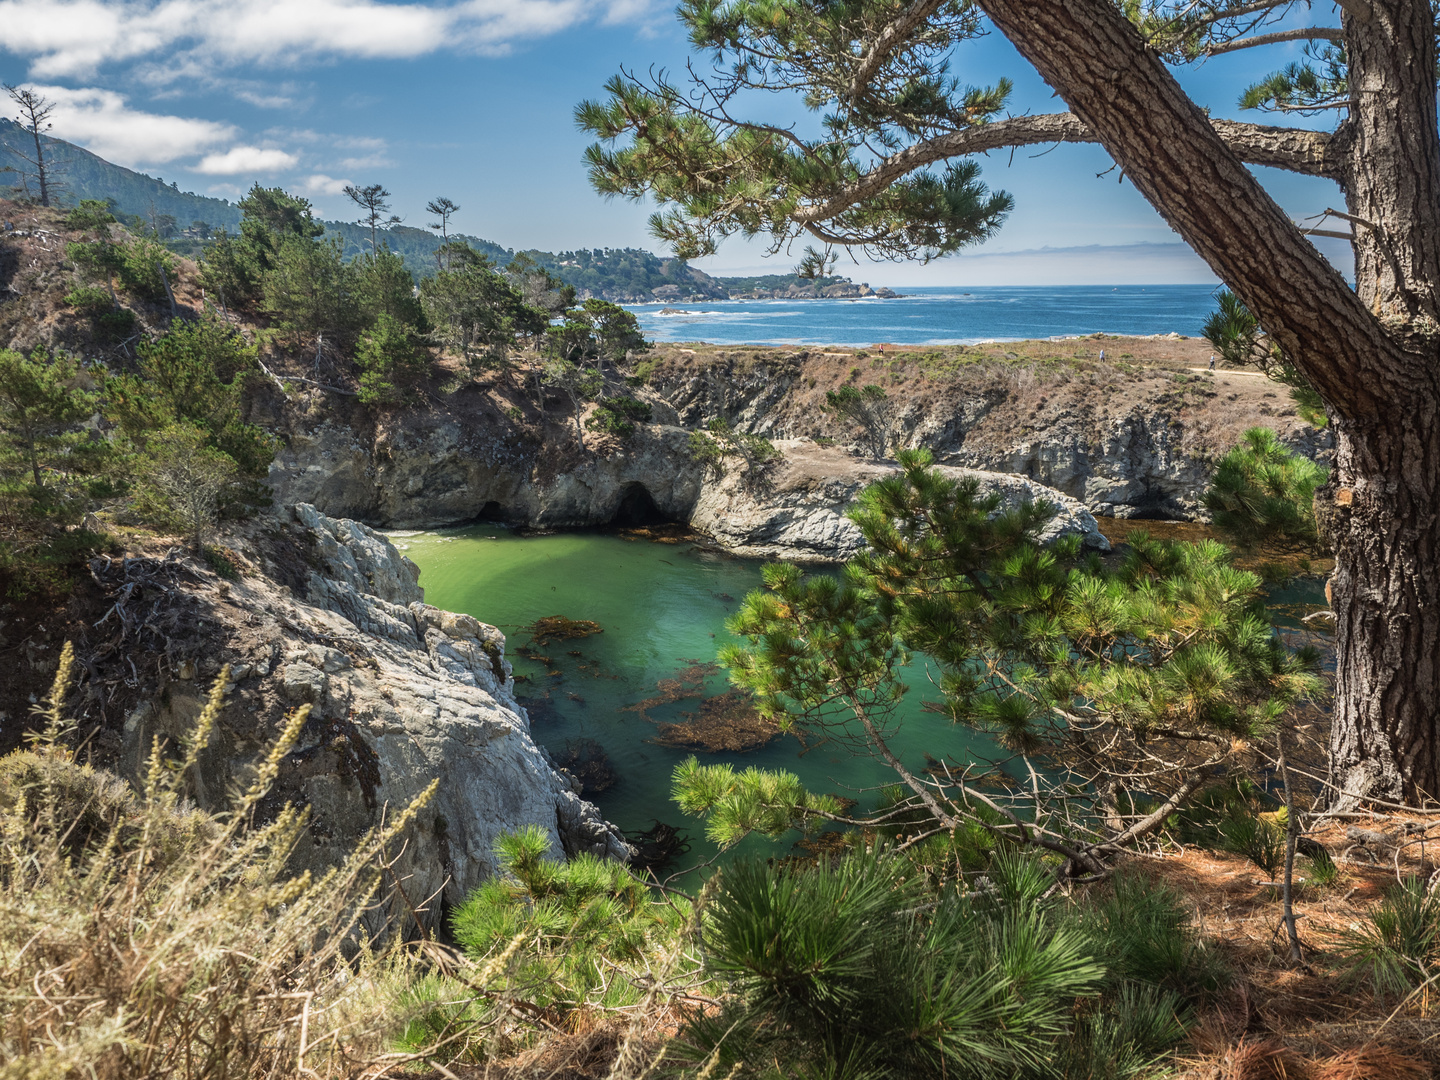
[0,118,243,231]
[0,123,877,301]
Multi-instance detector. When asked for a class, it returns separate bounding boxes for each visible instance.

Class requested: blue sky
[0,0,1352,285]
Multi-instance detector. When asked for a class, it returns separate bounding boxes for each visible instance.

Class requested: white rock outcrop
[119,504,628,939]
[690,442,1110,562]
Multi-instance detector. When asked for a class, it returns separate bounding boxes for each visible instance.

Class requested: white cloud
[29,83,236,166]
[333,135,386,151]
[300,173,353,196]
[194,144,298,174]
[233,87,299,109]
[337,153,392,169]
[0,0,659,77]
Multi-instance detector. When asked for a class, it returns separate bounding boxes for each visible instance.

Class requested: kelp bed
[651,691,779,752]
[523,616,604,647]
[622,820,692,874]
[624,663,779,753]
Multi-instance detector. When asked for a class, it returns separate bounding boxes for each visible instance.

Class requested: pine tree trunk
[1325,407,1440,804]
[977,0,1440,807]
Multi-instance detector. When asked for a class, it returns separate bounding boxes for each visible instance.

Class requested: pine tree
[577,0,1440,805]
[678,451,1318,877]
[0,346,99,496]
[356,313,429,406]
[3,85,61,206]
[1203,428,1328,552]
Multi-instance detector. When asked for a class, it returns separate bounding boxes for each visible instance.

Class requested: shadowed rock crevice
[612,482,667,526]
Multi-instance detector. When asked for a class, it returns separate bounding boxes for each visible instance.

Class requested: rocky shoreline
[269,425,1110,562]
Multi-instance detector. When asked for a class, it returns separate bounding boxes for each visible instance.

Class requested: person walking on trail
[1099,349,1105,361]
[1209,354,1216,370]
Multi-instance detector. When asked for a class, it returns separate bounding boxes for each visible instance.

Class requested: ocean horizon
[628,283,1222,347]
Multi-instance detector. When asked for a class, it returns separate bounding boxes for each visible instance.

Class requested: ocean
[629,284,1220,347]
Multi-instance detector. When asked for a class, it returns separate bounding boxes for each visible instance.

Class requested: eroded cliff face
[264,340,1328,561]
[645,346,1332,520]
[113,503,627,939]
[269,416,704,530]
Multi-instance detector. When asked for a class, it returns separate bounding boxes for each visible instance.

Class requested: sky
[0,0,1353,285]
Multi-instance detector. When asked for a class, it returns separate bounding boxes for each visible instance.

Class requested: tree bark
[976,0,1440,804]
[1323,409,1440,804]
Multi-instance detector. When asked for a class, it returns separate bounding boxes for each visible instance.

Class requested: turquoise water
[632,284,1220,347]
[400,526,1332,876]
[397,526,997,873]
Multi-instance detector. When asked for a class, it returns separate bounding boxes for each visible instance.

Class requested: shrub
[1341,876,1440,1000]
[65,286,135,340]
[1083,871,1229,1002]
[118,235,179,303]
[452,825,689,1013]
[586,395,652,439]
[1217,807,1286,879]
[674,846,1195,1080]
[1306,847,1341,888]
[64,285,113,315]
[1203,427,1328,552]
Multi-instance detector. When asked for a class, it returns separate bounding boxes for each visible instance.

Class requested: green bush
[1202,427,1328,552]
[1341,876,1440,1000]
[1083,871,1229,1002]
[64,287,135,340]
[1217,807,1286,879]
[674,846,1195,1080]
[64,285,113,315]
[586,395,652,438]
[118,235,179,302]
[451,825,689,1013]
[1305,847,1340,889]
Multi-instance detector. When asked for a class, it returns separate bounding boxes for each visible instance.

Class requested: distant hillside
[1,123,872,301]
[321,221,513,281]
[0,118,242,230]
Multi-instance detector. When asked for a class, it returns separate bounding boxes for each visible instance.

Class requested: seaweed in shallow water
[650,690,780,752]
[622,661,716,722]
[623,819,692,875]
[523,616,603,646]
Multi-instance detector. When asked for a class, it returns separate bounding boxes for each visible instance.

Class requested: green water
[396,525,997,872]
[398,525,1333,876]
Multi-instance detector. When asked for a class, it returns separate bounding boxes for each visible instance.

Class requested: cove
[396,524,1000,873]
[399,524,1332,876]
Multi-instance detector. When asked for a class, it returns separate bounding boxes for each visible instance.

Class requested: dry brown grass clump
[0,643,434,1080]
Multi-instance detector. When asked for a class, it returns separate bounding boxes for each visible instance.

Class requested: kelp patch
[554,738,619,795]
[523,616,604,646]
[625,662,779,753]
[651,691,779,753]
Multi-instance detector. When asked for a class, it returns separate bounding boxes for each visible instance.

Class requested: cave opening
[475,500,505,522]
[612,483,666,526]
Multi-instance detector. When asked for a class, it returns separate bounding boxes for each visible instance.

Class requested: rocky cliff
[644,340,1332,521]
[691,441,1109,560]
[263,337,1325,562]
[268,416,1108,563]
[107,503,627,939]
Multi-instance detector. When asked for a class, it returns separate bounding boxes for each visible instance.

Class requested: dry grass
[1152,806,1440,1079]
[0,643,435,1079]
